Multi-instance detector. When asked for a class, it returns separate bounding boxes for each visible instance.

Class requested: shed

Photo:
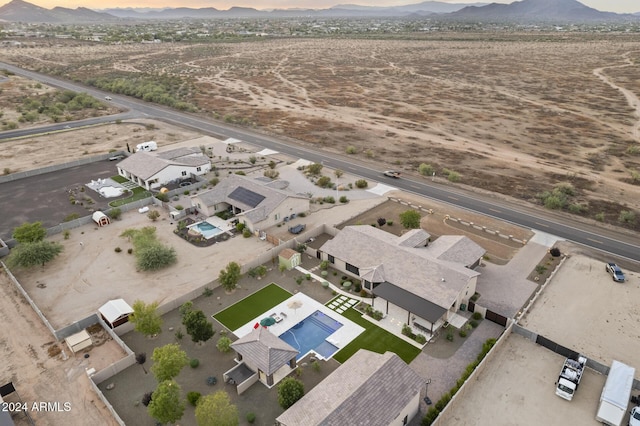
[279,248,301,271]
[65,330,92,353]
[92,211,111,227]
[99,299,134,328]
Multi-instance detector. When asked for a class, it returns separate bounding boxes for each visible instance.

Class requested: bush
[108,208,122,220]
[187,391,201,406]
[377,217,386,226]
[127,248,133,254]
[446,331,454,342]
[472,312,482,320]
[243,228,252,238]
[323,196,335,204]
[236,222,245,232]
[387,220,394,226]
[346,145,357,154]
[217,336,232,353]
[354,179,368,188]
[619,210,636,225]
[339,196,349,203]
[418,163,434,176]
[317,176,332,188]
[549,247,561,257]
[415,334,427,344]
[264,169,279,179]
[246,412,256,423]
[459,329,467,338]
[206,376,217,386]
[115,247,122,253]
[63,230,70,240]
[141,392,153,407]
[155,193,169,202]
[190,358,199,368]
[469,320,478,328]
[422,407,440,425]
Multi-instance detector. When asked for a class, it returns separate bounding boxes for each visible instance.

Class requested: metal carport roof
[373,281,447,323]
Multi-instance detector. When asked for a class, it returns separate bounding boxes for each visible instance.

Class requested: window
[345,263,359,275]
[181,171,187,176]
[328,254,334,264]
[403,415,408,425]
[196,166,201,172]
[364,281,371,290]
[275,213,280,220]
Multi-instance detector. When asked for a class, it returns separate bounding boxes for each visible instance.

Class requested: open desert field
[2,33,639,231]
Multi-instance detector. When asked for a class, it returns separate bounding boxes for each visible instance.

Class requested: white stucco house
[276,349,425,426]
[190,175,310,232]
[116,147,211,190]
[319,226,485,336]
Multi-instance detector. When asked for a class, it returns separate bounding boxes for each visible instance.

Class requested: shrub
[377,217,386,226]
[535,265,547,274]
[472,312,482,320]
[345,145,357,154]
[127,248,133,254]
[387,220,394,226]
[64,213,80,222]
[422,407,440,425]
[243,228,252,238]
[202,287,213,297]
[323,196,335,203]
[354,179,368,188]
[312,361,321,372]
[246,412,256,423]
[469,320,478,328]
[317,176,332,188]
[446,331,454,342]
[190,358,199,368]
[175,329,184,340]
[619,210,636,225]
[236,222,245,232]
[549,247,561,257]
[183,190,190,195]
[295,276,303,285]
[339,196,349,203]
[108,208,122,220]
[459,329,467,338]
[206,376,217,386]
[141,392,153,407]
[418,163,434,176]
[217,336,232,353]
[155,193,169,202]
[175,205,184,210]
[147,210,160,221]
[63,230,70,240]
[415,334,427,344]
[307,163,323,175]
[320,260,329,270]
[115,247,122,253]
[209,177,219,186]
[264,169,279,179]
[187,391,201,406]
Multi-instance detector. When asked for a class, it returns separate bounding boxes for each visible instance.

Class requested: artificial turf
[333,306,421,364]
[213,283,292,331]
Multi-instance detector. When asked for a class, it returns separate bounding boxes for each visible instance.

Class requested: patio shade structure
[287,299,303,315]
[260,317,277,327]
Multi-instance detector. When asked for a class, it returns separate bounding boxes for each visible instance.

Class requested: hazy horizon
[13,0,640,14]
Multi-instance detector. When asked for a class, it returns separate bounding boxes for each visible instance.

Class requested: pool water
[279,310,343,360]
[191,221,223,239]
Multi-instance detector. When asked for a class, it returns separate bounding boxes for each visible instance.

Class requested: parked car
[629,406,640,426]
[108,154,125,161]
[104,96,112,101]
[383,170,401,178]
[606,262,625,282]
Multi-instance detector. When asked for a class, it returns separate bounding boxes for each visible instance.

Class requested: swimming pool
[279,310,343,360]
[191,221,223,239]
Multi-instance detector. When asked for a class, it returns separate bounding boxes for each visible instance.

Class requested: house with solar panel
[116,147,211,190]
[319,225,485,337]
[190,175,310,232]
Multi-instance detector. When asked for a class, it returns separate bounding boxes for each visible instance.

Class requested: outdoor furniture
[280,312,287,318]
[271,313,283,323]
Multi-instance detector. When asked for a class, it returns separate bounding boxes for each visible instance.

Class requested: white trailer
[136,141,158,152]
[596,360,635,426]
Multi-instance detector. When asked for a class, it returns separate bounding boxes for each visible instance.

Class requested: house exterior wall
[245,197,309,232]
[448,275,477,318]
[191,197,230,217]
[390,392,421,426]
[146,164,210,190]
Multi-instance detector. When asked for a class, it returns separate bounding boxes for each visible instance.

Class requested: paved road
[1,62,639,262]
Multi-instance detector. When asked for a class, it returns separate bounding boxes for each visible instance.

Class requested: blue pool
[279,310,343,360]
[191,221,223,239]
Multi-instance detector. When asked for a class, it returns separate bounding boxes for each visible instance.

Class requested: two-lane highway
[1,62,639,263]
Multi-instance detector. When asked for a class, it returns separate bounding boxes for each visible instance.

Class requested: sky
[22,0,640,14]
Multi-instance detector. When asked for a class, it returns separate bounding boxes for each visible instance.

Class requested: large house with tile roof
[276,349,424,426]
[319,226,485,335]
[190,175,310,232]
[116,147,211,190]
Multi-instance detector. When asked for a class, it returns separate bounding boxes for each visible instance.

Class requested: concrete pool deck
[232,292,365,360]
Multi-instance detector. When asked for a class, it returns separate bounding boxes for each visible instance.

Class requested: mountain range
[0,0,637,24]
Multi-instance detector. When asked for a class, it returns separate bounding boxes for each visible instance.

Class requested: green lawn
[111,175,128,184]
[109,186,152,207]
[333,306,421,364]
[213,283,292,331]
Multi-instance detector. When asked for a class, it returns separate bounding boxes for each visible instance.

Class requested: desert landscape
[1,33,639,231]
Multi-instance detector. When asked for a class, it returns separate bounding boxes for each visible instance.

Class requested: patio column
[267,374,274,386]
[289,358,296,369]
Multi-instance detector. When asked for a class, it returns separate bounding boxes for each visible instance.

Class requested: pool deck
[232,292,365,359]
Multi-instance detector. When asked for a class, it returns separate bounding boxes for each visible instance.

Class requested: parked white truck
[596,360,636,426]
[555,354,588,400]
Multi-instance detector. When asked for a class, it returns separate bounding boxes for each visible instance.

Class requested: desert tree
[147,380,184,424]
[12,221,47,243]
[130,300,162,337]
[195,391,238,426]
[218,261,241,292]
[399,209,421,229]
[151,343,189,382]
[7,240,63,268]
[180,302,215,344]
[278,377,305,409]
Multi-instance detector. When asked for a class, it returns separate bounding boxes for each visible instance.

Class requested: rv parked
[596,360,635,426]
[136,141,158,152]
